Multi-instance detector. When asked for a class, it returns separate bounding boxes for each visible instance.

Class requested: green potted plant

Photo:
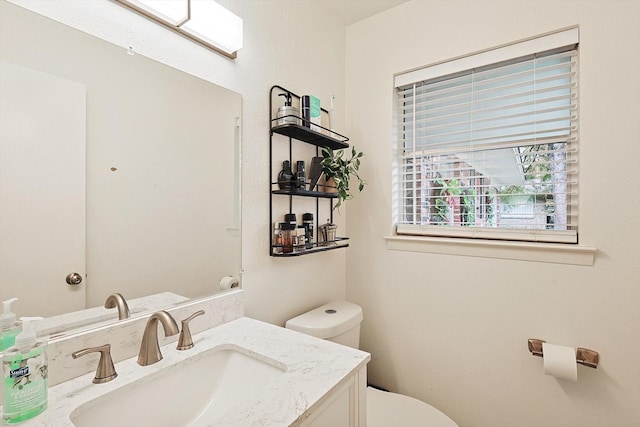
[320,146,366,209]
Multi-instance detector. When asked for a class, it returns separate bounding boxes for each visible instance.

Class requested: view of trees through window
[403,141,568,230]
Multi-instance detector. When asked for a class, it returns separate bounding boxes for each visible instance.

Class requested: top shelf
[271,122,349,150]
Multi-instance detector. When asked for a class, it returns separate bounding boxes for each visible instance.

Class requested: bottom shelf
[271,238,349,257]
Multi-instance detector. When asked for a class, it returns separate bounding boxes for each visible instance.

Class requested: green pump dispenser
[0,298,22,351]
[2,318,48,423]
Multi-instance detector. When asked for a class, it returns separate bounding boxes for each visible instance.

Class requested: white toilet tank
[285,300,363,348]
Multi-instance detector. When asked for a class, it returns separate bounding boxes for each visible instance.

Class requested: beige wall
[5,0,349,325]
[345,1,640,426]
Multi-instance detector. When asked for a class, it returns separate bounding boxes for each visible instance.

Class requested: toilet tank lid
[285,300,363,339]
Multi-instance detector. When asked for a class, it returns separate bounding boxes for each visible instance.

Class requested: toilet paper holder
[528,339,599,369]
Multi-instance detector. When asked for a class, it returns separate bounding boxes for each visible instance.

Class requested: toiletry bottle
[276,222,287,254]
[0,298,21,352]
[2,319,48,424]
[277,92,299,125]
[284,213,297,230]
[301,95,311,128]
[296,160,306,190]
[273,222,282,254]
[295,228,306,252]
[301,95,321,131]
[280,223,295,254]
[277,160,295,190]
[303,213,314,249]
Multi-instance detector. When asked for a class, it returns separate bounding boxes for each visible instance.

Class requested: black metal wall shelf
[269,84,351,257]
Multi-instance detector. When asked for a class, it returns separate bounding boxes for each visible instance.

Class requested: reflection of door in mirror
[0,60,86,317]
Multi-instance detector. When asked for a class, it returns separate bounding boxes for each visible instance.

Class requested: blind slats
[398,91,577,123]
[400,126,577,152]
[402,117,576,144]
[401,72,576,110]
[397,62,576,100]
[401,135,577,156]
[399,104,577,131]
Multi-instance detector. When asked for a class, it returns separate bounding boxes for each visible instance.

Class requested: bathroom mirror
[0,2,241,337]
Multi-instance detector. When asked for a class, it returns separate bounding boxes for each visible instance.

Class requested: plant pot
[320,176,338,193]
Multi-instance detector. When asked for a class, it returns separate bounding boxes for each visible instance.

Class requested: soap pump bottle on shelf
[277,92,299,125]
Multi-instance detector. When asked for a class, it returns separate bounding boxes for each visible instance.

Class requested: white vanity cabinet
[299,366,367,427]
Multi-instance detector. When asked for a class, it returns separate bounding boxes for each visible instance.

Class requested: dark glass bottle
[278,160,294,190]
[296,160,306,190]
[284,213,297,230]
[303,212,314,249]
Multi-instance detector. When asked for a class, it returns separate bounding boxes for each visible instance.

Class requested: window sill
[384,235,596,266]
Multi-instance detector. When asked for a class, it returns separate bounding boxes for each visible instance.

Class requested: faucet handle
[72,344,118,384]
[176,310,205,351]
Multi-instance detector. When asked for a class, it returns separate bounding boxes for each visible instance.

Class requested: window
[394,28,579,244]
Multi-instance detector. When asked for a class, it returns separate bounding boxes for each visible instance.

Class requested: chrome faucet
[104,293,130,320]
[137,310,178,366]
[72,344,118,384]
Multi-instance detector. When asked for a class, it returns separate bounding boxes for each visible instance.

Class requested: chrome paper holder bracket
[527,339,599,369]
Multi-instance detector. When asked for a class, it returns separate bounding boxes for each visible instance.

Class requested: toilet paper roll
[542,342,577,381]
[219,276,239,290]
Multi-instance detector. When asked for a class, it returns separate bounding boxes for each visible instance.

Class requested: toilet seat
[366,387,458,427]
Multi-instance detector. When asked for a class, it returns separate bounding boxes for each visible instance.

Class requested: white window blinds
[394,28,579,243]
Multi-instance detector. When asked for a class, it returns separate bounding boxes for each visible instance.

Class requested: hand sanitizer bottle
[2,319,48,424]
[0,298,22,351]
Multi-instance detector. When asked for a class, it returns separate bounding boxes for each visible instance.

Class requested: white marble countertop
[11,316,370,427]
[32,292,189,338]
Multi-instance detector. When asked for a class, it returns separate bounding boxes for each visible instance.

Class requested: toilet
[285,300,458,427]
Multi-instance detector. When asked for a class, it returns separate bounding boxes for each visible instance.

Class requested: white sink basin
[69,347,286,427]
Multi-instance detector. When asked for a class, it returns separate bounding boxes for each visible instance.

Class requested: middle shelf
[271,186,339,199]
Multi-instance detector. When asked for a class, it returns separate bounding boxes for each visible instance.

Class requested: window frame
[392,27,580,246]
